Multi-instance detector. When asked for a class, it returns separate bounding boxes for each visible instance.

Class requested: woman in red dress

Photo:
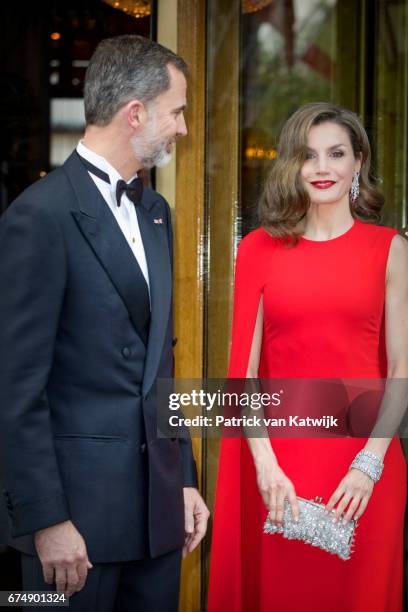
[207,103,408,612]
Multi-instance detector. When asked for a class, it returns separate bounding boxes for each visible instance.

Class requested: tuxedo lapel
[63,152,172,393]
[64,152,151,346]
[136,201,172,396]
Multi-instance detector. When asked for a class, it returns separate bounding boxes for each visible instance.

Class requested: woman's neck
[303,200,354,241]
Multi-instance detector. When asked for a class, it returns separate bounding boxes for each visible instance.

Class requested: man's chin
[136,146,174,170]
[154,151,173,168]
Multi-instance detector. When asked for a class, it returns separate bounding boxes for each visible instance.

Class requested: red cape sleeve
[208,231,266,611]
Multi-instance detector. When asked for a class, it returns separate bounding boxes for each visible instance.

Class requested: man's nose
[177,114,188,137]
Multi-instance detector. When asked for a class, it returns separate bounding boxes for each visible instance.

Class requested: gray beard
[131,114,174,169]
[139,145,173,169]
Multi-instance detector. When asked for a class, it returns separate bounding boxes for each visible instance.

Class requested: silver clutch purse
[263,496,357,560]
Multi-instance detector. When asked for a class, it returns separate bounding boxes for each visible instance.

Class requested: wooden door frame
[172,1,206,610]
[158,1,241,608]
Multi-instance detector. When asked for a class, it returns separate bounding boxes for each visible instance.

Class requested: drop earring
[350,171,360,203]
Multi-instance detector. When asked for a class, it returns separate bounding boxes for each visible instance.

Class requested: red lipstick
[310,181,336,189]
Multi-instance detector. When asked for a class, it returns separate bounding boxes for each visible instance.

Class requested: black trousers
[21,549,182,612]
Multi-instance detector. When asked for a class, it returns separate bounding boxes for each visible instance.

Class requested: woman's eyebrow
[306,143,348,151]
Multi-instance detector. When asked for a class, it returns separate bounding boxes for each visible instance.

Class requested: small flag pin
[153,218,163,224]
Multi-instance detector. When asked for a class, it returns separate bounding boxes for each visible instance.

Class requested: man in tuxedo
[0,35,208,611]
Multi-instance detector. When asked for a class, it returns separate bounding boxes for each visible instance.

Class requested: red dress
[207,221,406,612]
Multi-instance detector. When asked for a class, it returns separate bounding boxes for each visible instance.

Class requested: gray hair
[84,35,188,126]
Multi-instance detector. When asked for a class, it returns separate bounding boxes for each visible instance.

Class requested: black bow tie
[115,178,143,207]
[77,153,143,207]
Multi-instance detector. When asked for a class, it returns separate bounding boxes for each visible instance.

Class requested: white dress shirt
[76,141,150,293]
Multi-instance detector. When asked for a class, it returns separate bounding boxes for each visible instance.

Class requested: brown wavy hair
[258,102,384,243]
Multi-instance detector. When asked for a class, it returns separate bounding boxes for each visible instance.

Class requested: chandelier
[102,0,151,19]
[242,0,272,13]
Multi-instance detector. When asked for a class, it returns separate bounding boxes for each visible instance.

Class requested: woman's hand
[326,468,374,523]
[254,456,299,526]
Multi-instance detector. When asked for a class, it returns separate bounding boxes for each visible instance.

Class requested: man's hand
[182,488,210,558]
[34,520,93,597]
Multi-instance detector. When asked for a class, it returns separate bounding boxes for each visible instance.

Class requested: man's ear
[123,99,147,129]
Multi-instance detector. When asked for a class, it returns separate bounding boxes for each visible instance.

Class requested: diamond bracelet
[350,449,384,483]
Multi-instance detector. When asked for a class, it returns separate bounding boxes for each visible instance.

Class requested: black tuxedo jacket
[0,151,197,562]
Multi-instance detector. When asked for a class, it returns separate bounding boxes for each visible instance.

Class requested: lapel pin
[153,218,163,224]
